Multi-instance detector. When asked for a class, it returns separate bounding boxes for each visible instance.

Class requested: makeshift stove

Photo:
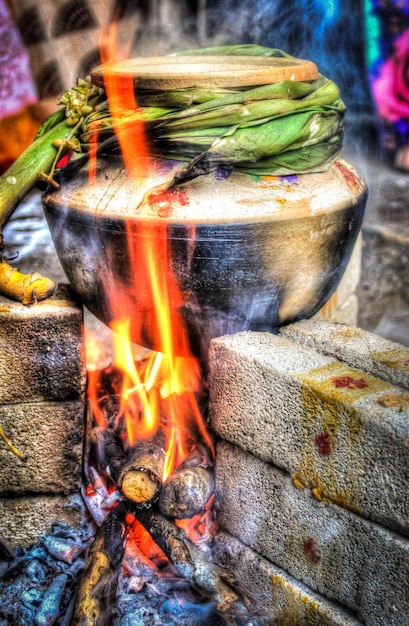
[2,47,408,626]
[2,296,409,626]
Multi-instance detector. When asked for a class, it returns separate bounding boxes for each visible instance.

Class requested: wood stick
[159,466,214,518]
[71,501,129,626]
[135,508,250,625]
[159,443,214,518]
[112,430,166,506]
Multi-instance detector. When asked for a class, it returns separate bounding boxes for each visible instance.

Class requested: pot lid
[91,55,318,90]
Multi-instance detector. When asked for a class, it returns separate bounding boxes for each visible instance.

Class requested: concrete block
[213,531,363,625]
[281,320,409,390]
[215,441,409,626]
[0,398,84,495]
[208,332,409,535]
[0,285,86,405]
[0,492,87,549]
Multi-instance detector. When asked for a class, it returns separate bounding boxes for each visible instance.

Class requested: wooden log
[159,443,214,518]
[135,508,251,625]
[90,426,166,506]
[71,501,129,626]
[117,431,166,505]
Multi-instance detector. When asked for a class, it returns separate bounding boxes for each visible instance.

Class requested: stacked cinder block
[0,286,87,548]
[208,322,409,626]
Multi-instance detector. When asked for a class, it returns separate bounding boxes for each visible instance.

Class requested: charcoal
[21,587,43,610]
[42,535,84,564]
[59,594,77,626]
[118,608,155,626]
[26,559,46,582]
[159,597,222,624]
[65,558,85,579]
[34,573,68,626]
[0,521,90,626]
[50,521,82,541]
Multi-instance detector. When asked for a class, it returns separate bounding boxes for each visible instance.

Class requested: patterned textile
[6,0,143,100]
[0,0,37,117]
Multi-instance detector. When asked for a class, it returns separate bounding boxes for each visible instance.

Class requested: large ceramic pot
[42,156,366,357]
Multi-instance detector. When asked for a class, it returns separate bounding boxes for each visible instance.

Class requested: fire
[85,25,213,483]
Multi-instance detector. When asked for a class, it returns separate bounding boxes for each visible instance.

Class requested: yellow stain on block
[270,573,333,625]
[291,362,392,514]
[370,348,409,373]
[300,361,390,401]
[376,393,409,411]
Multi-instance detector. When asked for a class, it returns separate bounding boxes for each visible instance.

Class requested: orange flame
[85,25,213,482]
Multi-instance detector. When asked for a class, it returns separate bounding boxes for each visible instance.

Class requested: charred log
[159,466,214,518]
[114,431,166,505]
[72,501,128,626]
[159,444,214,519]
[89,424,166,506]
[135,508,251,625]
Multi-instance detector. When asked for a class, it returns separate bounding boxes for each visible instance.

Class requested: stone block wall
[0,286,87,548]
[208,322,409,626]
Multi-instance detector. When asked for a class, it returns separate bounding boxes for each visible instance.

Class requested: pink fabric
[373,29,409,122]
[0,0,37,118]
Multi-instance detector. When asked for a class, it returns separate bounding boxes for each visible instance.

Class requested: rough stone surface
[0,285,86,405]
[213,531,363,625]
[215,440,409,626]
[281,320,409,390]
[0,398,84,495]
[208,331,409,535]
[0,492,87,549]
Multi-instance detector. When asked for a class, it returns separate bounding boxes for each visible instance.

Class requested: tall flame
[86,24,213,481]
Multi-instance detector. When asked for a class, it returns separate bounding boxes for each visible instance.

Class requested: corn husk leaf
[176,44,293,58]
[153,111,342,166]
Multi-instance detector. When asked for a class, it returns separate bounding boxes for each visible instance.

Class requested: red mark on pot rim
[332,376,368,389]
[315,432,332,456]
[150,187,190,217]
[334,161,358,188]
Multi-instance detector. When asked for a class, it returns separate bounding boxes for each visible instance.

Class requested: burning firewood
[115,431,166,505]
[94,428,166,506]
[135,508,251,625]
[87,389,166,507]
[72,501,128,626]
[159,443,214,519]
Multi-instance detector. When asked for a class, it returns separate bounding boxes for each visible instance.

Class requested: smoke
[205,0,374,133]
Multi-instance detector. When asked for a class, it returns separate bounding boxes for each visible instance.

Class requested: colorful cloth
[0,0,37,118]
[364,0,409,150]
[6,0,144,100]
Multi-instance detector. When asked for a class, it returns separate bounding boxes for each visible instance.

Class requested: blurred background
[1,0,408,345]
